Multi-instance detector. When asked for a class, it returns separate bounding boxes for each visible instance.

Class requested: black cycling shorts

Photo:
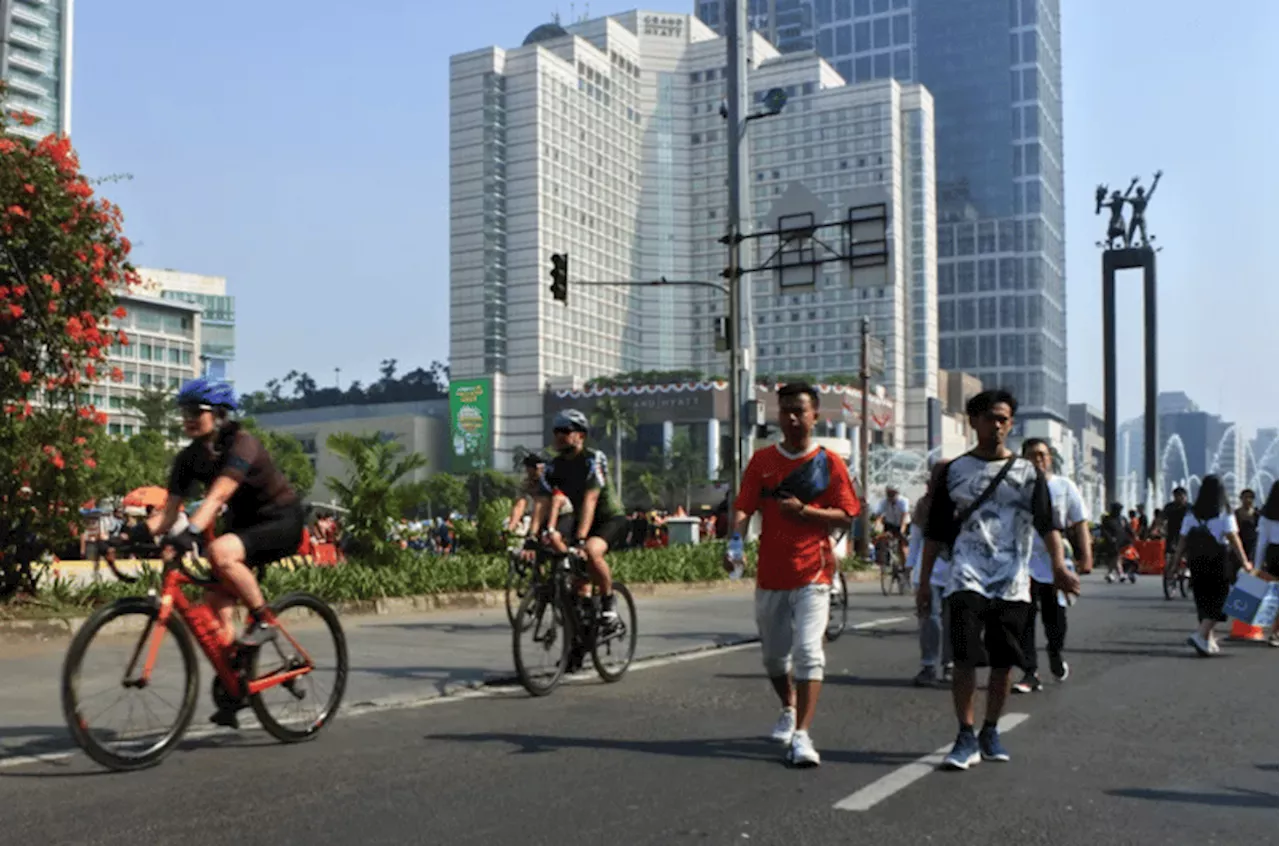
[568,515,629,551]
[948,590,1031,670]
[231,501,305,570]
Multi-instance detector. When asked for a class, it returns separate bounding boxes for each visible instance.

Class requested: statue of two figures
[1096,170,1162,250]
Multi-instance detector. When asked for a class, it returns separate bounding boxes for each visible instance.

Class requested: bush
[12,541,756,613]
[475,497,512,553]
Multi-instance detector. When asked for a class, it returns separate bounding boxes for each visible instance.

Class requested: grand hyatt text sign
[544,387,718,429]
[643,15,684,37]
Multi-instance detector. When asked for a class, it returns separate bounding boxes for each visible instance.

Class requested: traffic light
[549,252,569,305]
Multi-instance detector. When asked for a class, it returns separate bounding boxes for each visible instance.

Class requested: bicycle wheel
[879,551,892,596]
[592,583,637,682]
[61,597,198,771]
[513,587,572,696]
[825,571,848,642]
[505,560,532,627]
[1162,568,1176,600]
[249,592,348,743]
[896,562,908,595]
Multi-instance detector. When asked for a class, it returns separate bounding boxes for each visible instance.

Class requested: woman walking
[1253,482,1279,647]
[1170,475,1253,656]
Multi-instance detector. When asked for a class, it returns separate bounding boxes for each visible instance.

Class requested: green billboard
[449,377,493,472]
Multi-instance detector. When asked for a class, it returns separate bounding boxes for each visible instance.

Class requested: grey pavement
[0,577,901,763]
[0,576,1275,846]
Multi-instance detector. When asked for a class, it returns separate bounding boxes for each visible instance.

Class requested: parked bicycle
[512,544,637,696]
[61,544,348,771]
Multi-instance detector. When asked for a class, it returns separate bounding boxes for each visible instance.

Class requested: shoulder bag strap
[953,455,1018,530]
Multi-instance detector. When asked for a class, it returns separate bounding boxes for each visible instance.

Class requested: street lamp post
[723,0,750,509]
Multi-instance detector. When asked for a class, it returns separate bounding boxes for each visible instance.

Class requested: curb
[0,570,882,643]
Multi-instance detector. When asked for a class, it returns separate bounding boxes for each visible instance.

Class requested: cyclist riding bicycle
[507,452,546,535]
[1162,486,1189,579]
[874,485,911,568]
[528,409,628,627]
[146,378,305,727]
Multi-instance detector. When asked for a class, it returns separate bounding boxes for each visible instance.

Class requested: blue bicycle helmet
[176,377,238,411]
[552,409,589,434]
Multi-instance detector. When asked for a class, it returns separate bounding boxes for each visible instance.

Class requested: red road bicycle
[60,544,348,771]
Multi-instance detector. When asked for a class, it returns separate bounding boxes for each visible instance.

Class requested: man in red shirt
[726,383,860,767]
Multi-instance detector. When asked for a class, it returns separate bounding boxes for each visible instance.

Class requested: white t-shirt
[1029,475,1089,584]
[1179,511,1238,544]
[876,494,911,526]
[1254,515,1278,566]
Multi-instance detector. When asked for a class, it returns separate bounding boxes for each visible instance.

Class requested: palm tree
[124,385,174,434]
[591,397,637,503]
[326,432,428,557]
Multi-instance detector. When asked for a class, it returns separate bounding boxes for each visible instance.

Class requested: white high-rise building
[1,0,74,140]
[450,10,937,465]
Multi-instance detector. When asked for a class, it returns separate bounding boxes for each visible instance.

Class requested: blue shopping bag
[1218,570,1269,624]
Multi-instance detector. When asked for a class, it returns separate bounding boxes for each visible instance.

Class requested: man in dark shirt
[916,389,1078,772]
[1161,487,1189,582]
[531,409,628,624]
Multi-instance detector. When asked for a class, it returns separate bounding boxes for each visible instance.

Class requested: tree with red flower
[0,84,139,599]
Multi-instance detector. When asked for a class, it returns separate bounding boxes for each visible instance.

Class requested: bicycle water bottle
[727,533,745,581]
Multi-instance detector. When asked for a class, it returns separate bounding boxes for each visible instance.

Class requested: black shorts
[231,502,305,570]
[883,522,903,539]
[568,515,629,550]
[1189,563,1230,623]
[948,590,1032,670]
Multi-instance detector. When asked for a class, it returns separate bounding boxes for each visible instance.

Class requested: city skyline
[62,0,1279,435]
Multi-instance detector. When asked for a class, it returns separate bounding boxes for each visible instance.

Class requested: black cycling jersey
[168,422,298,529]
[540,447,619,528]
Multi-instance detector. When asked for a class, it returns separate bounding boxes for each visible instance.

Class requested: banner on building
[449,377,493,473]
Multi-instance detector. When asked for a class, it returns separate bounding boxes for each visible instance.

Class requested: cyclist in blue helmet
[528,408,628,627]
[146,377,305,728]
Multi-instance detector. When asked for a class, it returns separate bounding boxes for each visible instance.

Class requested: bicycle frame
[124,562,315,701]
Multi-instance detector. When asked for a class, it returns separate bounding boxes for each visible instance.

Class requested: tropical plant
[325,432,428,559]
[0,96,141,599]
[475,497,514,553]
[123,384,175,435]
[590,396,637,502]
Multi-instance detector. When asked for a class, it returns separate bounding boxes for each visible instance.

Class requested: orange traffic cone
[1228,618,1267,642]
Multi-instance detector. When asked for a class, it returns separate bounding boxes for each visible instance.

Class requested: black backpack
[1183,518,1223,567]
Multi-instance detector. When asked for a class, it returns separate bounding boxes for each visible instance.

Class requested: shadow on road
[1107,786,1278,809]
[426,730,923,768]
[370,621,509,635]
[0,725,71,761]
[0,726,278,779]
[1068,645,1193,659]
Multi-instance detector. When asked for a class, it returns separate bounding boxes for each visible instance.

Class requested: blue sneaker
[978,726,1010,762]
[942,730,980,771]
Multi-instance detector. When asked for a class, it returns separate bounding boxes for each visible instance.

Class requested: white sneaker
[1207,637,1221,654]
[787,729,821,768]
[1187,633,1211,656]
[769,707,796,744]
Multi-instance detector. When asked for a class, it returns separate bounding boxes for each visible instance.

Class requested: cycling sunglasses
[179,404,214,420]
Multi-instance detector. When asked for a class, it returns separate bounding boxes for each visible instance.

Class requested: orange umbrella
[123,486,169,509]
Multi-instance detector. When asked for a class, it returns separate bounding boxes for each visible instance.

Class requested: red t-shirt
[734,445,861,590]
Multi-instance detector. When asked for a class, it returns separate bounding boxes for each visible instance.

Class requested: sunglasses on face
[179,404,213,420]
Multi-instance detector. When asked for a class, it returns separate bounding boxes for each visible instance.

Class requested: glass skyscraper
[0,0,74,140]
[698,0,1067,419]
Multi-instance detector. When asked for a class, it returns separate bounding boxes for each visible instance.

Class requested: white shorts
[755,584,830,682]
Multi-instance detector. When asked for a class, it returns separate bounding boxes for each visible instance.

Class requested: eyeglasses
[179,404,212,420]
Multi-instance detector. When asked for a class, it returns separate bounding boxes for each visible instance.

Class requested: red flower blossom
[110,367,124,382]
[13,285,26,297]
[15,111,37,126]
[22,183,34,194]
[8,304,22,319]
[21,402,32,419]
[6,205,28,218]
[74,436,86,446]
[113,305,127,319]
[83,457,96,469]
[93,411,108,426]
[117,330,129,345]
[52,454,65,470]
[121,236,132,254]
[77,406,91,419]
[18,371,31,384]
[50,280,60,294]
[84,363,96,379]
[65,316,83,338]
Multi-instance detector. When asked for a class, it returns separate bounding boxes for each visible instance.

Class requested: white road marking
[852,616,910,629]
[0,615,911,770]
[833,712,1031,812]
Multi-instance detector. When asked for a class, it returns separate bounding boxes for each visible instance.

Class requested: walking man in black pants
[1013,438,1093,693]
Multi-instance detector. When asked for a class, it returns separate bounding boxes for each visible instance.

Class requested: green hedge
[6,541,759,615]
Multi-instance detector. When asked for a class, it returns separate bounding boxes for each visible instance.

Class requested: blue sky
[70,0,1278,433]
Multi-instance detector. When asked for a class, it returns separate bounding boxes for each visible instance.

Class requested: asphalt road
[0,577,1275,846]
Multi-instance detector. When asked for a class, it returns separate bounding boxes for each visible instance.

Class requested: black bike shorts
[883,522,903,539]
[231,501,305,570]
[948,590,1031,670]
[568,515,629,551]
